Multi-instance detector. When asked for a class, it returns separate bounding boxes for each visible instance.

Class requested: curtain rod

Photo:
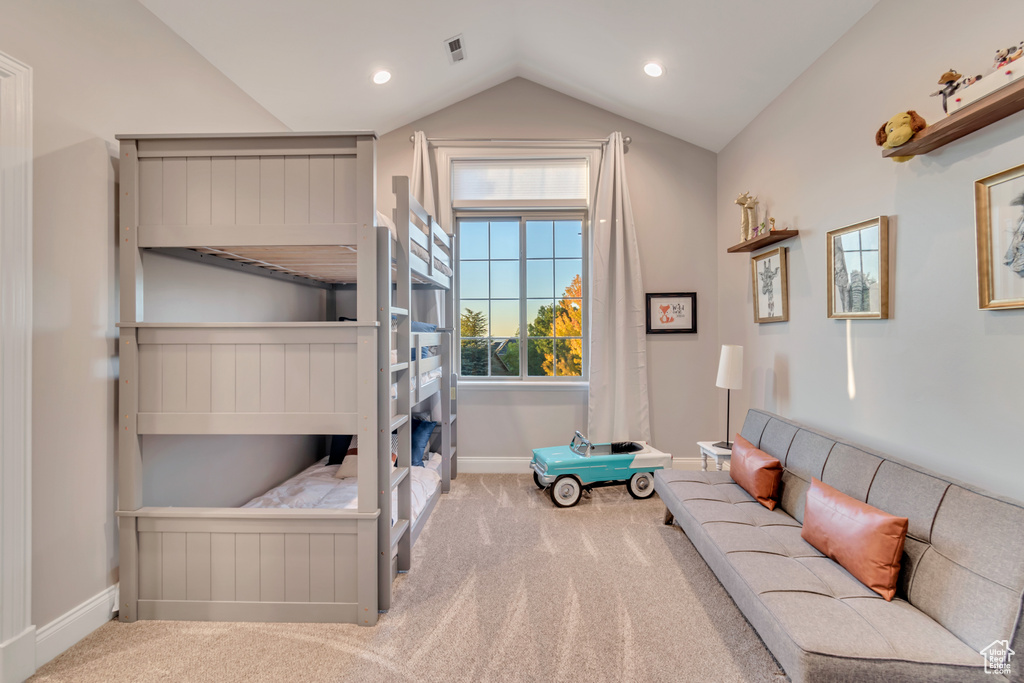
[409,135,630,145]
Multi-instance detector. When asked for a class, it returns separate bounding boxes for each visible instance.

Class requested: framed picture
[751,247,789,323]
[646,292,697,334]
[975,163,1024,310]
[827,216,889,319]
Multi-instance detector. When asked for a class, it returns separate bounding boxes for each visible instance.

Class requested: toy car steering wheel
[570,430,591,456]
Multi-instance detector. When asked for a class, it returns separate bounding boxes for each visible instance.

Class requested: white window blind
[452,158,588,202]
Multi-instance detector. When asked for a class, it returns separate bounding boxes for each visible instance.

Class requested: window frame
[456,210,589,382]
[435,143,601,384]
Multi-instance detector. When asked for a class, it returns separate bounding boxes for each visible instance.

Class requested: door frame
[0,50,34,683]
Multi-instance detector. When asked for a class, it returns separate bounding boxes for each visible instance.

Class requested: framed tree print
[827,216,889,319]
[976,163,1024,310]
[751,247,789,323]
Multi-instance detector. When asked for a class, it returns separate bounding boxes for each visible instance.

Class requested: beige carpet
[32,474,784,682]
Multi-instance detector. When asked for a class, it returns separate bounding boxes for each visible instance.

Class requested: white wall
[377,79,719,467]
[0,0,296,631]
[717,0,1024,500]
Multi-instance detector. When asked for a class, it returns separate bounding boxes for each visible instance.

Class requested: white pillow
[333,436,399,479]
[335,454,358,479]
[333,436,359,479]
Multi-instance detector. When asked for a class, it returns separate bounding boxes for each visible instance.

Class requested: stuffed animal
[930,69,962,114]
[995,43,1024,69]
[875,111,927,162]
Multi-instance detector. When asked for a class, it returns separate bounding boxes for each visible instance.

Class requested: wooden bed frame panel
[116,133,456,627]
[136,142,358,229]
[125,508,375,622]
[127,323,365,434]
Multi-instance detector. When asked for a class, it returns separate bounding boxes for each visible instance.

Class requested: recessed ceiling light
[372,70,391,85]
[643,62,664,78]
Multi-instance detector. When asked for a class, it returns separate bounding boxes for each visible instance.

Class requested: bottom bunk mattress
[243,453,442,525]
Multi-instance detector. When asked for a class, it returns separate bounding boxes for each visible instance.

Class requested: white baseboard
[460,456,716,473]
[0,627,36,683]
[35,584,118,669]
[459,456,712,474]
[459,457,532,473]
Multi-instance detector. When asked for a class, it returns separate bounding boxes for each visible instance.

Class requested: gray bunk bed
[115,132,457,626]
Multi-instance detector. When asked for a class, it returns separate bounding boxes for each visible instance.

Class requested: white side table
[697,441,732,472]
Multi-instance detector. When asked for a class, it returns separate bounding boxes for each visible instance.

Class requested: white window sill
[459,381,589,392]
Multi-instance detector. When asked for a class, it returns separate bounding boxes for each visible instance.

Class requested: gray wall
[0,0,299,628]
[716,0,1024,500]
[377,78,719,468]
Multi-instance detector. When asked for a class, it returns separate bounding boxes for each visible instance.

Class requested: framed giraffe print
[975,163,1024,310]
[827,216,889,319]
[751,247,789,323]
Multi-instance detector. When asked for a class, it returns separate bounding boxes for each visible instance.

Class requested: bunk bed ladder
[378,178,414,613]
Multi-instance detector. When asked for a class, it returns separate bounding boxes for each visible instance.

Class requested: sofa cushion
[730,435,783,510]
[738,410,771,448]
[911,485,1024,653]
[758,418,799,464]
[867,461,949,542]
[801,478,908,601]
[820,443,882,502]
[785,429,834,482]
[778,470,811,523]
[757,591,985,672]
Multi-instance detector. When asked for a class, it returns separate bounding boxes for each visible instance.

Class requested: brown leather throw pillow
[801,478,909,601]
[730,435,783,510]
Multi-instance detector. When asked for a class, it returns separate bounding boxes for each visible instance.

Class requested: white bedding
[244,453,442,525]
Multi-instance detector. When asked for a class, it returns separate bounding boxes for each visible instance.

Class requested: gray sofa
[655,409,1024,682]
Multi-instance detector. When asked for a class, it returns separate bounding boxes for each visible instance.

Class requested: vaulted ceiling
[140,0,878,152]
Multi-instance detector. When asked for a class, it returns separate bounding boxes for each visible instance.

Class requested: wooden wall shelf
[727,229,799,253]
[882,77,1024,158]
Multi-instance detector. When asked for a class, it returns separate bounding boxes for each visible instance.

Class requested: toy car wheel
[627,472,656,499]
[550,475,582,508]
[533,471,546,489]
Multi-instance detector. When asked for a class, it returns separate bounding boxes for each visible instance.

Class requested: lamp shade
[716,345,743,390]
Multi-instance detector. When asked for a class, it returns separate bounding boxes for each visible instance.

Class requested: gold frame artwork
[975,163,1024,310]
[750,247,789,323]
[826,216,889,320]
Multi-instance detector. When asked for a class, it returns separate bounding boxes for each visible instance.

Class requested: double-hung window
[440,151,598,381]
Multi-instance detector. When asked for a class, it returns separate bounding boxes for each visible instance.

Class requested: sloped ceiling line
[140,0,878,152]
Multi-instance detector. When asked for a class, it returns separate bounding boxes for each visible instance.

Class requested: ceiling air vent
[444,34,466,64]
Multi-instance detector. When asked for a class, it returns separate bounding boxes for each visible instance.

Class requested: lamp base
[711,440,733,451]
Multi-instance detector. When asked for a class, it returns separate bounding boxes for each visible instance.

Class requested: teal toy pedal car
[531,431,672,507]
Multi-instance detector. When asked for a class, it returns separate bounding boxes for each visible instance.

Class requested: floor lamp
[713,345,743,450]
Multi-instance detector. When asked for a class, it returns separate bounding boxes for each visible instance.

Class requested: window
[438,147,600,382]
[458,214,586,379]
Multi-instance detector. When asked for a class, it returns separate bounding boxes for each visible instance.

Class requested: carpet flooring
[32,474,784,682]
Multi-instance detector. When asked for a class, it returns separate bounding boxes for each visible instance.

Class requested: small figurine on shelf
[995,43,1023,69]
[735,191,752,241]
[744,195,759,238]
[769,217,776,233]
[931,69,963,114]
[962,73,984,88]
